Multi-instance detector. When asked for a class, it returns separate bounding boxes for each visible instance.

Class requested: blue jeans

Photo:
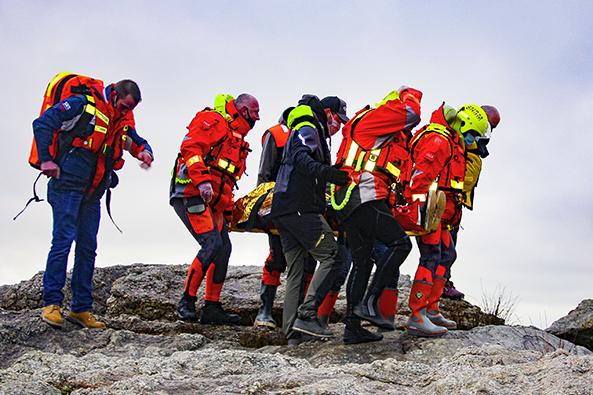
[42,181,101,312]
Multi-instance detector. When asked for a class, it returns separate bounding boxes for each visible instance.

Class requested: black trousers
[344,200,412,317]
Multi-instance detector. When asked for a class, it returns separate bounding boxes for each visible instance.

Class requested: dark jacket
[271,105,333,218]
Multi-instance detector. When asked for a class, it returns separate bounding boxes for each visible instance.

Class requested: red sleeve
[409,134,452,198]
[181,112,226,186]
[353,99,420,149]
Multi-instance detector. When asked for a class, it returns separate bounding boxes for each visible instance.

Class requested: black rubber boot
[199,301,241,325]
[177,293,198,321]
[353,289,394,330]
[343,317,384,345]
[254,283,277,328]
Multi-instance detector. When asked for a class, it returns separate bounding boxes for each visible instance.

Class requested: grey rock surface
[547,299,593,350]
[1,264,591,394]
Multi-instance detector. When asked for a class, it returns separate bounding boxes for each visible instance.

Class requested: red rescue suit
[405,104,466,328]
[334,90,421,212]
[405,104,466,228]
[172,100,251,219]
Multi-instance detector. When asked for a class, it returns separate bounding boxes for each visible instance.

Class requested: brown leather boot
[67,311,106,329]
[41,305,64,328]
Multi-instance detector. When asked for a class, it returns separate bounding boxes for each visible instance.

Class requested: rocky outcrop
[547,299,593,350]
[1,264,591,394]
[0,264,501,329]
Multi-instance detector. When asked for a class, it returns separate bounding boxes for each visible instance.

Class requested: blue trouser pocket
[55,148,97,192]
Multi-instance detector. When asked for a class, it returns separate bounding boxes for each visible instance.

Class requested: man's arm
[124,126,153,168]
[290,126,331,179]
[408,134,452,199]
[33,95,87,177]
[257,130,278,185]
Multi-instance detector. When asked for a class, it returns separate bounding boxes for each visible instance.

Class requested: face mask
[464,133,476,145]
[476,138,490,158]
[327,114,341,136]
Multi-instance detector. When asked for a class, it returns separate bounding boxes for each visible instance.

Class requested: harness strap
[105,188,123,233]
[13,173,45,220]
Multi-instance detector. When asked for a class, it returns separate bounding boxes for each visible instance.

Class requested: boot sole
[41,316,63,328]
[343,334,384,345]
[254,320,277,329]
[292,325,333,338]
[406,326,447,337]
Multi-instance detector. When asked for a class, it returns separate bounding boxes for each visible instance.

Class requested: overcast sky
[1,1,592,328]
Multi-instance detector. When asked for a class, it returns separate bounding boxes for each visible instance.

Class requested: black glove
[326,167,349,186]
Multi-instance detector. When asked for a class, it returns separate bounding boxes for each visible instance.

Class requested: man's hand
[40,161,60,179]
[326,167,349,186]
[137,150,153,169]
[198,182,214,204]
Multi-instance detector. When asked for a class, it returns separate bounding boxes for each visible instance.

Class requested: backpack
[15,73,106,222]
[28,72,105,169]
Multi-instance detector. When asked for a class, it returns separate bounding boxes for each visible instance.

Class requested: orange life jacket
[261,123,290,148]
[335,106,406,184]
[29,72,112,169]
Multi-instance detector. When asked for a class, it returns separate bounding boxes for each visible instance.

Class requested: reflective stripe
[95,109,109,125]
[94,125,107,134]
[450,180,464,189]
[46,72,72,97]
[363,149,381,172]
[385,162,401,178]
[175,177,192,185]
[187,155,202,167]
[87,138,93,148]
[344,141,359,167]
[84,104,95,115]
[216,158,236,173]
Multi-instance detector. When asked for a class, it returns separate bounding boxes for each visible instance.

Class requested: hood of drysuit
[287,105,320,132]
[212,93,252,137]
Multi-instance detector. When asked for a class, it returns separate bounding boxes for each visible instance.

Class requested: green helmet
[454,104,489,137]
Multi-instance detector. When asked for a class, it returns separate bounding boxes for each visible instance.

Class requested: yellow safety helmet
[454,104,490,137]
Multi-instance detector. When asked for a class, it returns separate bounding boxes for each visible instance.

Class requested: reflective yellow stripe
[363,149,381,172]
[186,155,202,167]
[412,193,426,202]
[87,138,93,148]
[218,158,229,169]
[84,104,95,115]
[216,158,237,173]
[385,162,401,178]
[344,142,359,167]
[450,180,464,189]
[94,125,107,134]
[95,109,109,125]
[175,177,192,185]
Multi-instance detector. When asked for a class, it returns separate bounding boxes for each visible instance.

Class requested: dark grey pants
[274,213,341,335]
